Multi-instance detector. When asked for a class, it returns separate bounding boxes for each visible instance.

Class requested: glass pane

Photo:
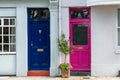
[118,9,120,26]
[0,36,2,43]
[3,45,9,52]
[71,10,89,19]
[0,19,1,25]
[118,29,120,45]
[3,27,9,34]
[10,36,15,43]
[10,19,15,25]
[10,45,16,52]
[10,27,15,34]
[4,19,9,25]
[72,24,88,45]
[30,9,49,18]
[3,36,9,43]
[0,45,2,52]
[0,27,2,34]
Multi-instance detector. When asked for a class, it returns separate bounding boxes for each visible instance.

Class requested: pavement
[0,76,120,80]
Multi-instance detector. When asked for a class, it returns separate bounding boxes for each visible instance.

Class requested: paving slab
[0,76,120,80]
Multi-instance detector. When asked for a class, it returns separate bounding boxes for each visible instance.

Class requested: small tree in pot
[58,34,72,78]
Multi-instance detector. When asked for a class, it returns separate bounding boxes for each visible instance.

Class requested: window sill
[115,49,120,54]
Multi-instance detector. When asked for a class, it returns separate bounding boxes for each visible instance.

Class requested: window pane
[10,45,15,52]
[0,19,1,25]
[0,27,2,34]
[10,19,15,25]
[118,9,120,26]
[72,24,88,45]
[3,36,9,43]
[3,45,9,52]
[4,19,9,25]
[10,36,15,43]
[30,9,49,18]
[0,36,2,43]
[3,27,9,34]
[118,29,120,45]
[10,27,15,34]
[0,45,2,52]
[71,10,89,19]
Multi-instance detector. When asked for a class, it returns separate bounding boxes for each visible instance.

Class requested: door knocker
[38,30,42,34]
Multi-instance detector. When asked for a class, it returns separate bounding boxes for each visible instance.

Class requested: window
[70,9,89,19]
[118,9,120,46]
[30,9,49,18]
[72,24,88,45]
[0,18,16,54]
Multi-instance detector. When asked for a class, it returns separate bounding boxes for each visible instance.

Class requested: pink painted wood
[70,8,91,71]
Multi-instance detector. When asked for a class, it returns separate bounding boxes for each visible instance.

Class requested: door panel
[70,8,91,71]
[28,8,50,70]
[70,23,91,71]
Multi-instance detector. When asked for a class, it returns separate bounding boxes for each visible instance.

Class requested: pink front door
[70,8,91,71]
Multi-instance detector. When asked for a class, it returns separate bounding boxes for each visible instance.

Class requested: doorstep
[27,70,49,76]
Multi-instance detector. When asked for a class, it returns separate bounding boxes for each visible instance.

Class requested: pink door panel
[70,8,91,71]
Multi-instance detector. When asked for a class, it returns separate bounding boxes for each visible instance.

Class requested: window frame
[0,17,16,54]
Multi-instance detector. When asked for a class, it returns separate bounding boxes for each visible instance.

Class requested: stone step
[70,70,91,76]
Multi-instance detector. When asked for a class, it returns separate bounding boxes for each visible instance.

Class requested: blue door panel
[28,8,50,70]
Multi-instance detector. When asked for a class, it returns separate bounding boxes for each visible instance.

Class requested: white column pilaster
[16,6,27,76]
[49,3,59,76]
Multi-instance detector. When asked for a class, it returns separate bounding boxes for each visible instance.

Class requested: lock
[31,43,33,46]
[31,41,33,46]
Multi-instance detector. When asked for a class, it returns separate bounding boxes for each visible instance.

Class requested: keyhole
[39,39,41,42]
[31,43,33,46]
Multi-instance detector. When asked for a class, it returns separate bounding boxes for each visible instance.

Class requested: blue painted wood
[28,8,50,70]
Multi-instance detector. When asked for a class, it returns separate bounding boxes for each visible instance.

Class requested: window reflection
[71,10,89,19]
[30,9,49,18]
[72,24,88,45]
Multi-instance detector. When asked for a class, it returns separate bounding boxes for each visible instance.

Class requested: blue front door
[28,8,50,70]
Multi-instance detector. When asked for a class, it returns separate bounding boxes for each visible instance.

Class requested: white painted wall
[61,0,86,7]
[60,7,69,64]
[87,0,120,6]
[0,55,16,75]
[91,5,120,76]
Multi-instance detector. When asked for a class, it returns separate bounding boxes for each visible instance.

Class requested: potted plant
[58,34,72,78]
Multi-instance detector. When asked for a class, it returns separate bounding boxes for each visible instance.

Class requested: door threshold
[70,70,91,76]
[27,70,49,76]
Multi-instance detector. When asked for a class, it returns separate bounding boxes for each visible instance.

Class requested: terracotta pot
[61,69,70,78]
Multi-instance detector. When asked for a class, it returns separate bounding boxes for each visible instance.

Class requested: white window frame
[0,17,16,55]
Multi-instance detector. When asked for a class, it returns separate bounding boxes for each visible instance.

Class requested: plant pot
[61,69,70,78]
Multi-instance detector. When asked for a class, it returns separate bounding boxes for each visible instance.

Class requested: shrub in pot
[58,34,72,78]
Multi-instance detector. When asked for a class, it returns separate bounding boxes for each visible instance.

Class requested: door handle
[78,47,83,51]
[37,48,44,52]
